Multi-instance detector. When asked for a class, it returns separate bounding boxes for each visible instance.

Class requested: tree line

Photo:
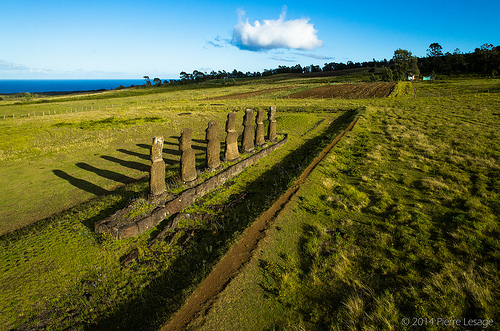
[142,43,499,86]
[421,43,500,77]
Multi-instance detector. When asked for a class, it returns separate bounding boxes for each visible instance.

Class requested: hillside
[0,75,499,330]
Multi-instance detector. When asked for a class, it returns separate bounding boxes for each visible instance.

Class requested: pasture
[0,76,499,330]
[189,81,500,330]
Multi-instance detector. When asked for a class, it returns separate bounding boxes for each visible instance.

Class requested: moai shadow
[224,112,240,162]
[205,121,221,170]
[179,128,197,182]
[150,136,166,196]
[241,108,255,153]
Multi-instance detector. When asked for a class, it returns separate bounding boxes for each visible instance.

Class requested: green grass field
[1,76,499,330]
[190,81,500,330]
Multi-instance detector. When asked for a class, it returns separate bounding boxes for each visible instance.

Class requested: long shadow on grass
[118,148,149,161]
[76,163,136,185]
[100,155,149,172]
[53,170,109,196]
[90,110,358,331]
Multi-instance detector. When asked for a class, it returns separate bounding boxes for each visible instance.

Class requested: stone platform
[95,134,288,239]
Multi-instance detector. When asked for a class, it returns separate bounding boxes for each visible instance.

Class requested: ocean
[0,79,160,94]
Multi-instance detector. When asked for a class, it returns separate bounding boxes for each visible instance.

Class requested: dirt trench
[161,116,359,331]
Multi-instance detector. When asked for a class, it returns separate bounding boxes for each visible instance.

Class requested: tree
[180,71,192,82]
[143,75,151,86]
[192,70,206,82]
[427,43,443,57]
[153,78,162,86]
[382,67,394,82]
[424,43,444,73]
[22,92,32,100]
[310,64,321,72]
[393,49,419,80]
[291,64,303,73]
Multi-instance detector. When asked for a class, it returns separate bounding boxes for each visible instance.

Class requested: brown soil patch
[205,87,294,100]
[286,82,396,99]
[161,116,359,331]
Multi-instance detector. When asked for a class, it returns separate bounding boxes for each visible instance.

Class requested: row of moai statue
[149,106,277,195]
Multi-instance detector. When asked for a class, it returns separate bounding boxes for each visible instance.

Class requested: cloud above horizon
[232,8,323,51]
[0,60,31,71]
[0,60,50,74]
[207,36,227,48]
[292,52,335,60]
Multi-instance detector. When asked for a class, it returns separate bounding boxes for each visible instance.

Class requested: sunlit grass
[0,83,347,329]
[192,79,500,330]
[1,76,499,330]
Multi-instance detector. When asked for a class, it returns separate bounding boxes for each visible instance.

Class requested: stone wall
[95,134,288,239]
[95,107,286,239]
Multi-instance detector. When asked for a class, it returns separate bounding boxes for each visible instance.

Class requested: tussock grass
[194,78,500,330]
[257,96,499,329]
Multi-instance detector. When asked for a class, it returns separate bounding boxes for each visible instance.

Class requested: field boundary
[161,113,360,331]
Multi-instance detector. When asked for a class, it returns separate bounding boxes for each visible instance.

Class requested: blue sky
[1,0,498,79]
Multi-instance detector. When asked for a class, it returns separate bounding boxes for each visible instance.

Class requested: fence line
[0,97,211,120]
[0,99,175,120]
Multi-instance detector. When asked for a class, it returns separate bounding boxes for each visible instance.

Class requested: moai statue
[255,109,266,147]
[241,108,255,153]
[224,112,239,161]
[267,106,277,142]
[205,120,221,170]
[179,128,197,182]
[150,136,166,195]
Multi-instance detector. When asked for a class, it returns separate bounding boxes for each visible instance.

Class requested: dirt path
[161,116,359,331]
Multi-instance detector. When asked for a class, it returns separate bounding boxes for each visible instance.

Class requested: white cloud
[292,52,335,60]
[269,56,296,62]
[0,60,31,71]
[206,35,230,49]
[232,8,323,51]
[0,60,50,74]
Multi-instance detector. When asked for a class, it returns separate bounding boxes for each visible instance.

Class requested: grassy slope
[0,77,354,330]
[1,77,499,330]
[0,108,232,234]
[0,78,369,235]
[192,85,500,330]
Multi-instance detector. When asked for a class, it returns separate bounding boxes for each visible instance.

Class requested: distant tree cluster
[172,59,392,85]
[179,69,262,83]
[141,42,499,87]
[420,43,500,77]
[19,92,38,100]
